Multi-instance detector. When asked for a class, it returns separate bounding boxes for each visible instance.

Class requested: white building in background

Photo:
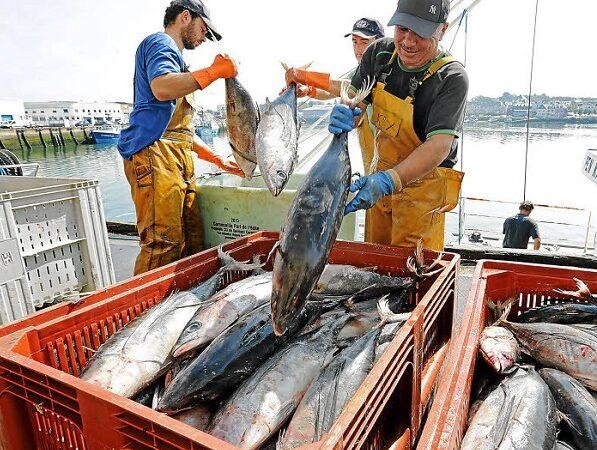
[0,99,31,127]
[24,101,132,127]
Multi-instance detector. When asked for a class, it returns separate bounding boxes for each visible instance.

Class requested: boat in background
[92,123,121,144]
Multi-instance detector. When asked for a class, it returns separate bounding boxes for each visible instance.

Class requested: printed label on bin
[0,239,25,284]
[210,219,261,241]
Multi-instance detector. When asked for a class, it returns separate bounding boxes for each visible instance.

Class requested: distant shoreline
[464,116,597,126]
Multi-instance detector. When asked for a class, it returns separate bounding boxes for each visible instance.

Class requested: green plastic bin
[196,173,356,248]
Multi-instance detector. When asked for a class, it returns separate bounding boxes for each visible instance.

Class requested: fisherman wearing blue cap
[329,0,468,251]
[119,0,242,275]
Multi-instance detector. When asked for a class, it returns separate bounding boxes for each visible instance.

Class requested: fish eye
[187,322,200,332]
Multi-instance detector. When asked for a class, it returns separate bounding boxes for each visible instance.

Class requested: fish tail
[377,296,410,326]
[492,300,514,326]
[217,246,264,273]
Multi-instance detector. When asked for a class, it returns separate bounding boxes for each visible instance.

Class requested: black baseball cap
[344,18,385,40]
[170,0,222,41]
[519,201,535,211]
[388,0,450,39]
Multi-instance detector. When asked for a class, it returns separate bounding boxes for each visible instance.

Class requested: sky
[1,0,596,108]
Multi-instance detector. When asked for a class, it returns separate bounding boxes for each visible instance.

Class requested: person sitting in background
[503,201,541,250]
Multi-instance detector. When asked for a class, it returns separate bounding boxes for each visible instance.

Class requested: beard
[181,24,203,50]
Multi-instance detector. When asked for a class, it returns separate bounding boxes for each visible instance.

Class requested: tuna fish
[225,77,259,178]
[158,298,337,412]
[172,264,413,358]
[80,249,255,398]
[313,264,414,298]
[209,316,351,450]
[270,79,374,336]
[460,367,557,450]
[172,272,273,358]
[539,368,597,449]
[255,82,298,196]
[514,302,597,325]
[278,329,379,449]
[500,320,597,391]
[479,326,520,374]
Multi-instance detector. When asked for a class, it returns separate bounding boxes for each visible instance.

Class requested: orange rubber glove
[192,54,238,90]
[193,139,244,177]
[285,69,330,91]
[279,84,317,98]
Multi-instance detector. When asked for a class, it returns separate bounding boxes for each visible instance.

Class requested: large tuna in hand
[225,77,259,178]
[271,79,374,335]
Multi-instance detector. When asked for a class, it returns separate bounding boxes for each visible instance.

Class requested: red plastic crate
[416,259,597,450]
[0,232,458,450]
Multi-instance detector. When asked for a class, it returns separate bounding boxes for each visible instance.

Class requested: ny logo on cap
[356,19,368,28]
[429,5,437,14]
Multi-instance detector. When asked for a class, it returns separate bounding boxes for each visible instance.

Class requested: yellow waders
[365,56,464,251]
[357,105,376,175]
[123,93,203,275]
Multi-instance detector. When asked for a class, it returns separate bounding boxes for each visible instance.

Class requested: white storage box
[0,176,115,323]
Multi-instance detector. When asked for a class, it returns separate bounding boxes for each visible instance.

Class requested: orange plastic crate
[0,232,458,450]
[416,259,597,450]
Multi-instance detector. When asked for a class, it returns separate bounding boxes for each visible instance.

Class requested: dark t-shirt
[350,38,469,168]
[502,214,540,249]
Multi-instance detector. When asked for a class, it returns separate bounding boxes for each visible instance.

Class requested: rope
[458,11,469,244]
[523,0,540,201]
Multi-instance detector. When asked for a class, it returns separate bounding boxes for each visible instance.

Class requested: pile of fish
[79,246,439,449]
[461,279,596,450]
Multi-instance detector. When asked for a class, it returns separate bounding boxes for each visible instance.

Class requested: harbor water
[13,123,597,252]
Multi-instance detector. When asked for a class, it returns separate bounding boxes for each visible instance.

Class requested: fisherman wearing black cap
[503,201,541,250]
[329,0,469,252]
[118,0,242,275]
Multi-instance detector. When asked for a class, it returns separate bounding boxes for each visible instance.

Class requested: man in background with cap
[503,201,541,250]
[118,0,241,275]
[284,18,385,175]
[329,0,468,251]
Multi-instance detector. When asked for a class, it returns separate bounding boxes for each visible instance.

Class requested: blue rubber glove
[344,172,395,215]
[328,104,362,135]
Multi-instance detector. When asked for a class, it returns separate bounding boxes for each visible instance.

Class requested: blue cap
[344,18,385,39]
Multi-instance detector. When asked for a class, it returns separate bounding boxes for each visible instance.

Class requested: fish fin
[266,240,281,265]
[276,427,286,449]
[489,299,515,325]
[340,76,375,109]
[151,383,163,410]
[377,296,410,326]
[255,101,261,124]
[251,255,267,275]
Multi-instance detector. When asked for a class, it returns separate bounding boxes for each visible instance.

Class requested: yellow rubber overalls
[123,93,203,275]
[357,106,376,175]
[363,54,464,251]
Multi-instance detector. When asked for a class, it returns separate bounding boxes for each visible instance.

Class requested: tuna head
[270,255,305,336]
[479,326,519,373]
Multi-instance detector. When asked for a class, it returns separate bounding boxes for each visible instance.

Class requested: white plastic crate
[0,176,115,323]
